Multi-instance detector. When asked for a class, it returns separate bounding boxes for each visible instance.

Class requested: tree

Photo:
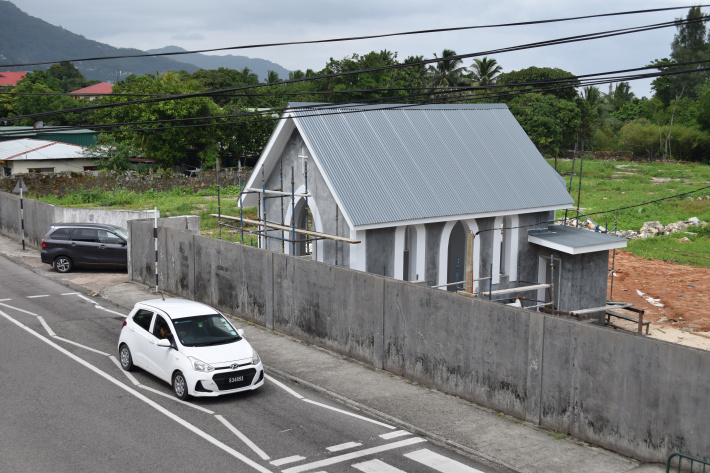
[93,72,225,166]
[47,61,97,93]
[82,136,143,171]
[322,50,409,102]
[507,93,581,156]
[428,49,468,88]
[9,70,87,126]
[497,66,579,101]
[469,56,502,87]
[266,70,281,84]
[651,7,709,104]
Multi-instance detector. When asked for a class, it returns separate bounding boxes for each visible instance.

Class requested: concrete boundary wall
[132,222,709,463]
[0,190,160,249]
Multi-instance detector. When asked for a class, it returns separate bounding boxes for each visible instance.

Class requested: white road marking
[27,295,49,298]
[0,302,37,315]
[352,459,406,473]
[0,309,271,473]
[215,415,270,461]
[94,305,127,317]
[327,441,362,452]
[75,294,97,303]
[37,316,56,337]
[270,455,306,466]
[302,399,394,429]
[404,449,484,473]
[138,385,215,414]
[61,293,79,296]
[282,437,427,473]
[53,336,110,356]
[379,430,411,440]
[109,356,140,386]
[265,374,304,399]
[0,298,11,302]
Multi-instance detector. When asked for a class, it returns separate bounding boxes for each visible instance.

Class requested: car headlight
[188,356,214,372]
[252,350,261,365]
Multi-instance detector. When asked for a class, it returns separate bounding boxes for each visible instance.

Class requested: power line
[2,5,706,69]
[2,15,705,124]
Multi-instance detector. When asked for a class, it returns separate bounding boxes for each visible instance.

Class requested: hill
[146,46,290,82]
[0,1,289,83]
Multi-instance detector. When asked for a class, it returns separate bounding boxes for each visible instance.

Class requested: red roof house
[0,71,27,87]
[69,82,114,100]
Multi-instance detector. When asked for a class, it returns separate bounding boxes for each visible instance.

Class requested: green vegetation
[33,185,260,246]
[550,158,710,267]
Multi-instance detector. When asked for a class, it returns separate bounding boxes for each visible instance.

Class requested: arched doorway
[438,219,479,292]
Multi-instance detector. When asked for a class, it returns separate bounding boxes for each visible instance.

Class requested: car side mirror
[237,329,245,337]
[156,338,172,348]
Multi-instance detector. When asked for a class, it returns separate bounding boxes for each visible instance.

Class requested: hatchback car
[41,223,128,273]
[118,299,264,400]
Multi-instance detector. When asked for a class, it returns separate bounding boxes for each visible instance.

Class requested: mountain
[147,46,290,82]
[0,1,289,83]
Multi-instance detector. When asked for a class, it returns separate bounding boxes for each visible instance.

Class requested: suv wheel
[54,256,73,273]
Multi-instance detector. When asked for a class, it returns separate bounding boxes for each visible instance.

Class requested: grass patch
[548,158,710,267]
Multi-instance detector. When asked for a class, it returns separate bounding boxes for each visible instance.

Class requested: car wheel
[119,344,133,371]
[54,256,73,273]
[173,371,189,400]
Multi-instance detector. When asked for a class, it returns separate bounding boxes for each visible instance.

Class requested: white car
[118,299,264,400]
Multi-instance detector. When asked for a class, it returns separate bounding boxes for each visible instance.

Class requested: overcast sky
[13,0,705,98]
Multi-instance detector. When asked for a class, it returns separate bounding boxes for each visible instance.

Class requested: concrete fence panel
[383,280,532,419]
[539,316,710,463]
[272,253,384,366]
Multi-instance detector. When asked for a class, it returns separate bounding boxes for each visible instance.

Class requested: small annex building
[0,138,96,175]
[241,102,626,316]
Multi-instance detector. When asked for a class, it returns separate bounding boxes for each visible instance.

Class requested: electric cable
[2,5,706,68]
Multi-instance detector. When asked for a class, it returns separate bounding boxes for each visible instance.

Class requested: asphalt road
[0,255,498,473]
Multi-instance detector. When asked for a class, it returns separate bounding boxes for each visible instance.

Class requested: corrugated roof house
[242,103,626,315]
[0,138,96,175]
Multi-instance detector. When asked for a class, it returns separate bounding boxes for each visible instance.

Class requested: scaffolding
[213,161,360,261]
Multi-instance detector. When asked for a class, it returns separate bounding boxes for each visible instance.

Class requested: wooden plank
[479,283,550,296]
[464,233,473,294]
[246,188,311,197]
[212,214,361,244]
[571,303,632,316]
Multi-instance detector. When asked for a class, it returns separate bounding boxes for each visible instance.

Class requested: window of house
[28,167,54,173]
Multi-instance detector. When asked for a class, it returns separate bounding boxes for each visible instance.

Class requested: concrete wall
[128,223,710,463]
[0,190,162,250]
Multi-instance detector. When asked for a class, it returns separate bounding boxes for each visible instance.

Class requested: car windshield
[172,314,241,347]
[114,227,128,240]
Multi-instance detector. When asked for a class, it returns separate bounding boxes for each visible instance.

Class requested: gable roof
[0,138,87,161]
[0,71,27,86]
[246,103,574,229]
[69,82,114,95]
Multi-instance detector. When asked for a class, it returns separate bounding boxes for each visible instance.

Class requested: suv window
[71,228,98,243]
[133,309,154,331]
[152,315,173,340]
[49,228,72,240]
[98,230,123,245]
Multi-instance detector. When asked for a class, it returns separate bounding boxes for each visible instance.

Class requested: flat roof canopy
[528,224,627,255]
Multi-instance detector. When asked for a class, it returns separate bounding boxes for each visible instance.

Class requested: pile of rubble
[557,217,707,240]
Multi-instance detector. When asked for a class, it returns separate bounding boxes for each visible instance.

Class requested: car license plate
[229,376,244,384]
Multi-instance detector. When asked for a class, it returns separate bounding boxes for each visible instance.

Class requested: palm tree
[470,57,502,87]
[428,49,468,88]
[266,70,281,84]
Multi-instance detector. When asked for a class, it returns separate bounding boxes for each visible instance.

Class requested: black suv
[41,223,128,273]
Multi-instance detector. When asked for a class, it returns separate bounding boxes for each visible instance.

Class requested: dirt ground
[607,250,710,350]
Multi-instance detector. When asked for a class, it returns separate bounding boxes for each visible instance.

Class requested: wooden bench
[606,306,649,335]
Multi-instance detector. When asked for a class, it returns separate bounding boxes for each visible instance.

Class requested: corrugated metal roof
[0,139,86,161]
[283,103,574,227]
[528,224,627,254]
